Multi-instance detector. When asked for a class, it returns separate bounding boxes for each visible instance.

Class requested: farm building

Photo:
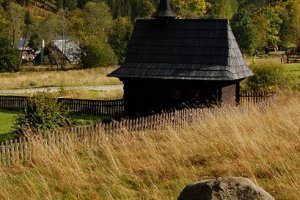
[109,0,253,116]
[34,35,80,66]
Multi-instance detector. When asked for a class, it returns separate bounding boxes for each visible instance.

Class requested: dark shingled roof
[109,19,253,81]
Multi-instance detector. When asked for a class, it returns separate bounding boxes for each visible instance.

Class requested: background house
[34,35,80,66]
[17,38,35,61]
[109,0,253,116]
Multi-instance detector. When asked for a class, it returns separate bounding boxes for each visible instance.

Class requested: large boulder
[178,177,274,200]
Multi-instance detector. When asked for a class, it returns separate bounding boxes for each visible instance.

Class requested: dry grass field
[2,89,124,100]
[0,95,299,200]
[50,89,124,100]
[0,67,121,90]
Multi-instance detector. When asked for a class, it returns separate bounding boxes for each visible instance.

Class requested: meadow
[47,89,124,100]
[0,89,124,100]
[0,66,121,90]
[0,95,299,200]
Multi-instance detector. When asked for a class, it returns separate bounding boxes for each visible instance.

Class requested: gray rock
[178,177,275,200]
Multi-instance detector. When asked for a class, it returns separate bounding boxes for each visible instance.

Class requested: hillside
[0,0,299,71]
[0,95,299,199]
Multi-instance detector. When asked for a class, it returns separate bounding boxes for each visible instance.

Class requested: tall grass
[0,95,299,200]
[0,67,121,90]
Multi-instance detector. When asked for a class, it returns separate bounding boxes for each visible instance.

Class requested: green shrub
[15,93,72,135]
[242,60,298,91]
[80,36,117,68]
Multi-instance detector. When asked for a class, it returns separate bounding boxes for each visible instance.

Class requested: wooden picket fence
[240,90,276,106]
[0,96,124,116]
[0,91,275,116]
[0,91,277,167]
[0,96,28,110]
[0,104,234,167]
[58,98,124,115]
[286,53,300,63]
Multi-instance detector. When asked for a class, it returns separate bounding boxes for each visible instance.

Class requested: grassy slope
[0,95,299,199]
[0,67,121,90]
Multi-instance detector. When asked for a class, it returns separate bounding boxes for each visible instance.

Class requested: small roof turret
[152,0,176,19]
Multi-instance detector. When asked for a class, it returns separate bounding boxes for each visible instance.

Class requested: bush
[15,93,72,135]
[242,60,295,91]
[80,36,117,68]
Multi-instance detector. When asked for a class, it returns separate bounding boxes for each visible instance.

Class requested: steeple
[152,0,176,19]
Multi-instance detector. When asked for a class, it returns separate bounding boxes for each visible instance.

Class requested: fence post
[0,142,3,167]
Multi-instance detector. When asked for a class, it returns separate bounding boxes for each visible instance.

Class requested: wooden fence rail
[286,54,300,63]
[0,106,214,167]
[0,93,276,167]
[0,91,275,116]
[240,90,276,106]
[0,96,124,116]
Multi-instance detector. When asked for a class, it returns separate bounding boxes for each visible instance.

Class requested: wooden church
[109,0,253,116]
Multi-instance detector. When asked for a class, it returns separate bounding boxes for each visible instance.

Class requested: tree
[109,17,133,64]
[0,7,6,31]
[69,2,117,68]
[39,12,64,44]
[5,2,24,46]
[0,36,19,72]
[210,0,238,19]
[231,9,257,55]
[28,33,41,52]
[135,0,155,19]
[290,0,300,45]
[80,36,117,68]
[77,0,87,9]
[81,2,113,39]
[260,6,282,46]
[1,0,10,10]
[105,0,133,19]
[278,1,294,48]
[171,0,207,18]
[67,8,85,39]
[14,93,72,135]
[57,0,64,10]
[251,12,270,49]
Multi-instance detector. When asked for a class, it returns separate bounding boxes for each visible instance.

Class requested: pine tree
[57,0,63,10]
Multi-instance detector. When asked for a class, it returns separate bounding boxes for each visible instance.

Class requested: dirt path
[0,85,123,95]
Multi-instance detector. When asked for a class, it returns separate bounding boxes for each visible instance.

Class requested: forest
[0,0,299,71]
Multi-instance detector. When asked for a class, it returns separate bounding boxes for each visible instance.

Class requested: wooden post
[5,140,10,166]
